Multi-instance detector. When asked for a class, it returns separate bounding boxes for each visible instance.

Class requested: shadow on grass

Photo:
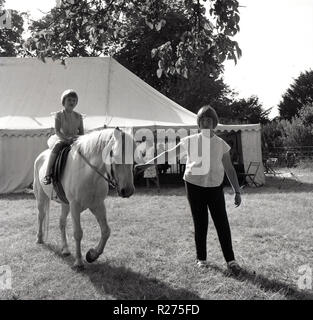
[0,190,35,200]
[248,179,312,194]
[43,243,202,300]
[135,186,185,196]
[107,185,186,198]
[124,175,313,197]
[207,262,313,300]
[132,177,313,197]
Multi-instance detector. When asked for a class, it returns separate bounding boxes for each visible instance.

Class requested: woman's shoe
[227,260,242,276]
[195,259,208,268]
[42,175,52,185]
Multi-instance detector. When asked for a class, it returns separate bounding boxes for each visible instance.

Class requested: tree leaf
[155,21,162,31]
[145,20,154,30]
[151,48,157,58]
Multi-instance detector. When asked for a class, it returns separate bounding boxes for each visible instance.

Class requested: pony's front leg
[70,201,84,269]
[35,182,50,244]
[86,202,110,263]
[60,203,70,256]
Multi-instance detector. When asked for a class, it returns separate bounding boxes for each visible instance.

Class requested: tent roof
[0,57,196,126]
[0,57,261,136]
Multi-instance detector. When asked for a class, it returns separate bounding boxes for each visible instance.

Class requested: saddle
[51,145,72,204]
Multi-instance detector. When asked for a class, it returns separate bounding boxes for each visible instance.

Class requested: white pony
[33,128,135,269]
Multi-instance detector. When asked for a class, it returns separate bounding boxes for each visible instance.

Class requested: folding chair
[239,162,261,187]
[264,158,280,176]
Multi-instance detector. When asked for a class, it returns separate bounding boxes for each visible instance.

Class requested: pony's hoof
[36,238,44,244]
[72,263,85,272]
[61,249,71,257]
[86,249,98,263]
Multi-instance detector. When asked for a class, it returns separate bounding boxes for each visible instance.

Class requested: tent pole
[104,57,112,127]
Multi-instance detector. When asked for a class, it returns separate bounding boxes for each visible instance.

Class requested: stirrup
[42,175,52,185]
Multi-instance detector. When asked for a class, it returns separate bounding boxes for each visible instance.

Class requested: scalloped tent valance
[216,123,261,132]
[0,115,261,137]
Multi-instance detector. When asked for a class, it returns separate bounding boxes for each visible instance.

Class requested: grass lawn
[0,168,313,300]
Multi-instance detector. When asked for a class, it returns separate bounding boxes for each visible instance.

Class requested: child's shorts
[51,140,71,154]
[47,135,71,153]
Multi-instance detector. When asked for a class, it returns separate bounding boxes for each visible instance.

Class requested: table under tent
[0,57,264,193]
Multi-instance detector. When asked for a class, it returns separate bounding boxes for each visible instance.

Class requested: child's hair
[196,105,219,128]
[61,89,78,106]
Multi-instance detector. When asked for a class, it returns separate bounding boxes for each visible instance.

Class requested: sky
[4,0,313,118]
[220,0,313,118]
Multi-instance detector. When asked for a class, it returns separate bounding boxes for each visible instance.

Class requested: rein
[77,149,117,189]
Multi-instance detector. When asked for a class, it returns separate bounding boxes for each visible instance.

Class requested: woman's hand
[222,152,242,208]
[234,193,241,207]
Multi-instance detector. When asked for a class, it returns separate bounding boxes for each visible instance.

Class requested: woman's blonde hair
[197,105,219,128]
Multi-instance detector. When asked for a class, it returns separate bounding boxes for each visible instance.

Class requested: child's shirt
[55,110,83,140]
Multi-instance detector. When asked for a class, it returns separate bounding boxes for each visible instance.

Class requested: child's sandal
[42,175,52,185]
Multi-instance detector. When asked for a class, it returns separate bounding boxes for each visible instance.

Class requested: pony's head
[76,127,135,198]
[101,128,135,198]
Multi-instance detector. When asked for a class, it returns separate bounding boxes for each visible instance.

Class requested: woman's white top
[180,131,230,187]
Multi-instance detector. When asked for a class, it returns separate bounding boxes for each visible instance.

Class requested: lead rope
[77,149,117,189]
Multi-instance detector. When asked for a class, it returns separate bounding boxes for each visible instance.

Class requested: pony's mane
[74,128,134,159]
[75,128,114,157]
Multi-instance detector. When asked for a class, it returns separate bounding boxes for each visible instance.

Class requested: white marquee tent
[0,57,264,193]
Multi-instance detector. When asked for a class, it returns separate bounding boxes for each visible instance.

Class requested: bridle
[77,144,118,189]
